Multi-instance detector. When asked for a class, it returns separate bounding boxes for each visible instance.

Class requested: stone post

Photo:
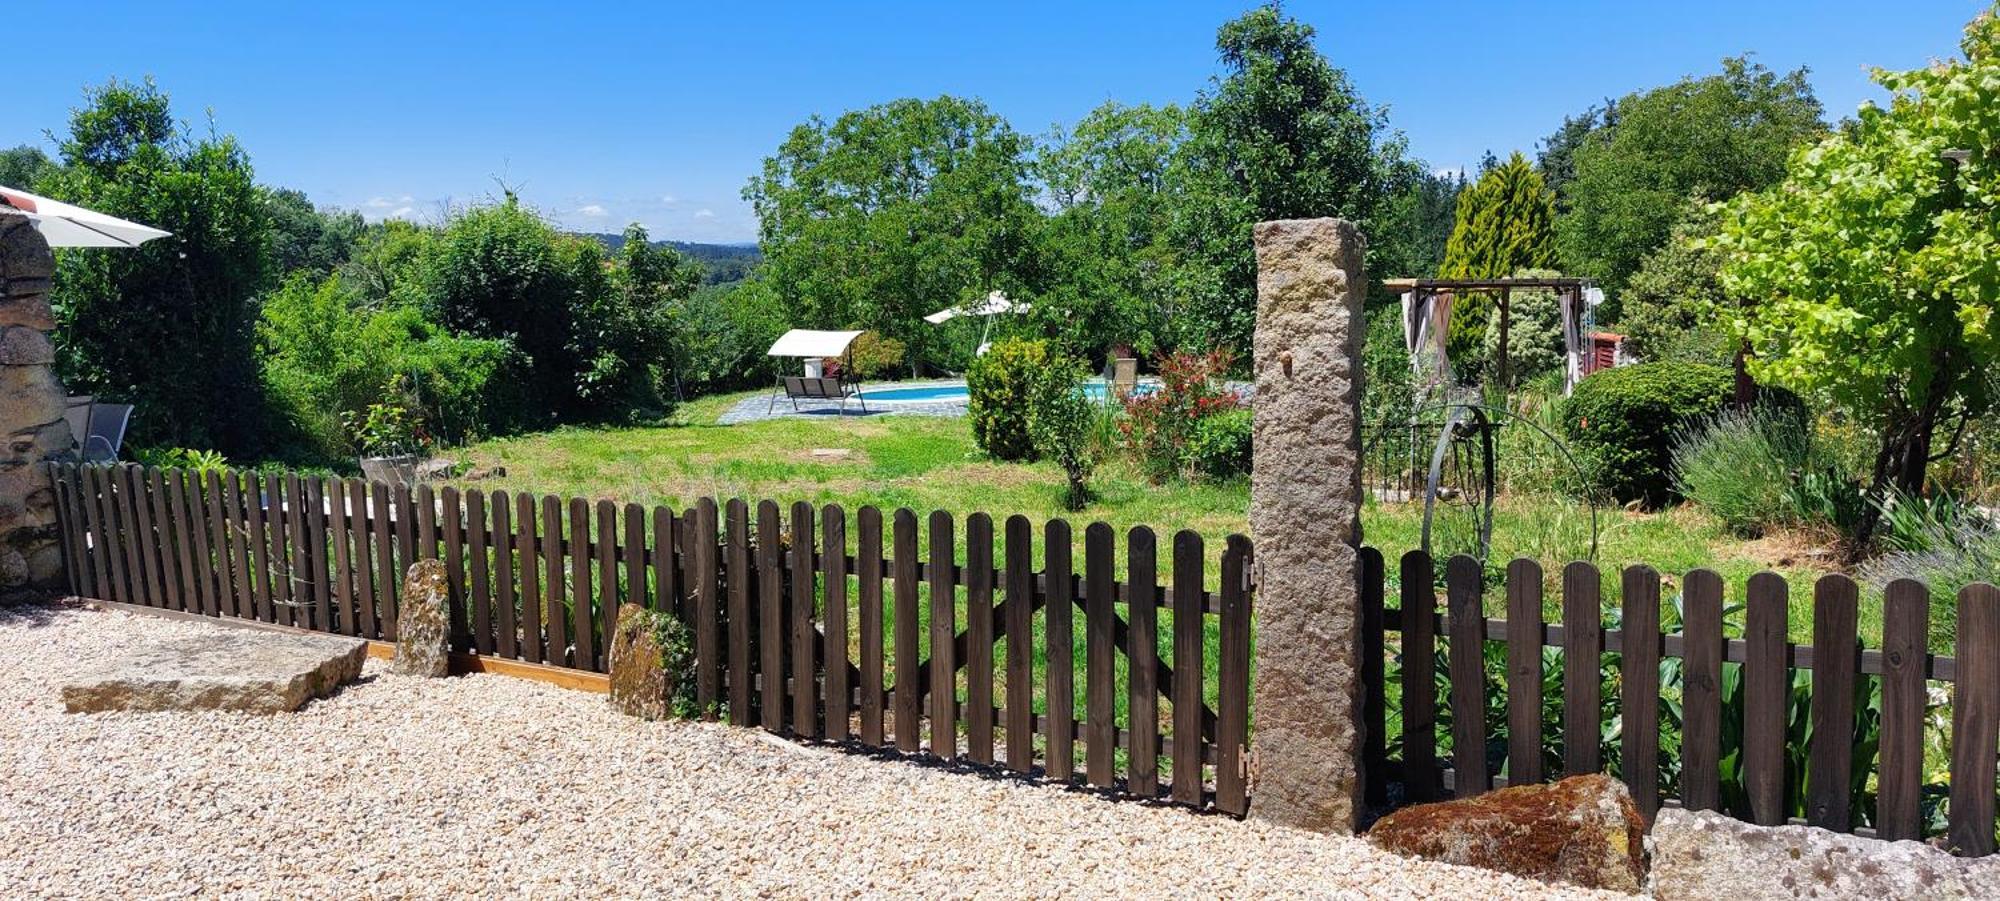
[0,211,72,596]
[1248,217,1366,833]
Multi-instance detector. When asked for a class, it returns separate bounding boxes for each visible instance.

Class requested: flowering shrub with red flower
[1118,348,1246,483]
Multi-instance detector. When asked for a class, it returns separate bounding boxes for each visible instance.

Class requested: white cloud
[576,203,609,218]
[364,194,415,209]
[388,206,417,220]
[660,194,679,206]
[693,208,716,219]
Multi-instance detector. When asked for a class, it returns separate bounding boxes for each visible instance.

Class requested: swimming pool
[860,381,1126,403]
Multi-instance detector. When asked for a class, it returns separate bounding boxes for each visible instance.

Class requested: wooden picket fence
[1361,548,2000,856]
[45,463,1255,814]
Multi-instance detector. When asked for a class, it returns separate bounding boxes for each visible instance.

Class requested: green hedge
[1561,362,1734,506]
[966,338,1052,462]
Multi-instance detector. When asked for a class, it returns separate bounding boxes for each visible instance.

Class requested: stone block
[62,626,367,714]
[1650,808,2000,900]
[0,327,54,365]
[0,293,55,329]
[1368,774,1646,893]
[1248,218,1367,833]
[609,603,672,720]
[394,559,450,677]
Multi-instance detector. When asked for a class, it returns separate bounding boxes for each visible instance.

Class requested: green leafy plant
[1673,405,1821,536]
[1119,348,1243,483]
[131,447,229,472]
[966,338,1053,462]
[1187,407,1253,481]
[1027,355,1106,511]
[1561,362,1734,506]
[342,376,431,458]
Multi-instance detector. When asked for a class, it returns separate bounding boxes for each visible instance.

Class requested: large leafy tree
[1712,9,2000,547]
[1367,165,1463,294]
[1437,152,1557,365]
[0,145,54,188]
[1558,58,1825,308]
[745,95,1039,374]
[263,187,365,278]
[41,78,272,454]
[1172,3,1404,353]
[1033,101,1188,360]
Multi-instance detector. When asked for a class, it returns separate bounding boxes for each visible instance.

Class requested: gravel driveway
[0,604,1624,899]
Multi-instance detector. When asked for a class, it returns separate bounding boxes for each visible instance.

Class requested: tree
[1367,164,1463,294]
[1438,152,1557,365]
[1712,9,2000,549]
[1033,101,1188,360]
[1535,103,1614,205]
[41,78,272,455]
[1620,203,1735,365]
[0,145,54,188]
[1558,58,1825,307]
[264,187,365,278]
[745,95,1039,375]
[1172,3,1404,353]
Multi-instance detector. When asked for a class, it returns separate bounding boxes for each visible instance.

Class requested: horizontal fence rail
[1361,548,2000,857]
[48,463,1255,814]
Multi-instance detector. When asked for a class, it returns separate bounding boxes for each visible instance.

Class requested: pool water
[860,381,1125,403]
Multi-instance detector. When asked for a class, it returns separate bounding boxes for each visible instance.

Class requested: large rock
[1368,774,1646,893]
[608,603,671,720]
[1650,808,2000,900]
[63,627,366,714]
[1248,218,1368,832]
[0,211,68,598]
[394,559,450,677]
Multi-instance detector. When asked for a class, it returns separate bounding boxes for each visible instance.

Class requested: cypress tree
[1436,153,1557,369]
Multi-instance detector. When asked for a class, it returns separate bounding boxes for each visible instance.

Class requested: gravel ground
[0,603,1625,900]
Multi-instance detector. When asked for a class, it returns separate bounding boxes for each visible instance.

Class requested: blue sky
[7,1,1985,243]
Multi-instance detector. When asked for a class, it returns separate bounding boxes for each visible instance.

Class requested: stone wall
[0,211,72,595]
[1247,217,1367,833]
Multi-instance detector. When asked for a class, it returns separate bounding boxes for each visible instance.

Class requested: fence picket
[1361,546,1386,805]
[1808,574,1859,830]
[1446,554,1487,797]
[1125,526,1158,796]
[492,491,515,657]
[1743,572,1789,826]
[1505,558,1544,786]
[791,501,818,738]
[1045,518,1076,781]
[130,467,164,608]
[1004,514,1033,772]
[304,476,330,631]
[1216,535,1252,816]
[757,500,784,732]
[822,505,849,741]
[1621,565,1662,821]
[467,490,493,653]
[966,513,995,766]
[726,499,751,724]
[280,473,307,626]
[88,467,124,603]
[1681,569,1724,812]
[596,499,619,666]
[328,478,356,635]
[151,469,186,613]
[541,494,570,668]
[178,471,214,616]
[892,508,921,750]
[625,502,646,611]
[570,497,596,671]
[1948,584,2000,857]
[50,467,81,596]
[516,492,542,664]
[1403,550,1439,801]
[391,483,414,633]
[1559,561,1603,781]
[857,506,885,744]
[928,510,958,758]
[1877,579,1928,842]
[693,499,721,714]
[246,473,275,621]
[207,472,239,618]
[1172,529,1205,805]
[349,480,376,639]
[1084,521,1116,788]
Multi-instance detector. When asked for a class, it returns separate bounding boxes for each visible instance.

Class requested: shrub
[966,338,1052,461]
[1672,405,1814,536]
[1120,348,1243,483]
[830,331,906,381]
[1027,356,1105,510]
[1560,361,1733,505]
[1188,407,1253,481]
[1479,269,1566,383]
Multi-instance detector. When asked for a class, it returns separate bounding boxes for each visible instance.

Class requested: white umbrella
[0,185,172,248]
[923,289,1030,324]
[925,290,1031,356]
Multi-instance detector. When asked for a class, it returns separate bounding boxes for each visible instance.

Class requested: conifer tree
[1437,152,1557,368]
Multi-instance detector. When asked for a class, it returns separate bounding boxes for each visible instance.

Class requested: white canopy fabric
[767,328,865,358]
[924,290,1030,324]
[0,185,172,248]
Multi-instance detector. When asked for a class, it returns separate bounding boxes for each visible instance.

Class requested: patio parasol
[0,185,172,248]
[924,290,1031,357]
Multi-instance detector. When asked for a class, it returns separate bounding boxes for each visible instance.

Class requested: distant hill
[581,233,762,285]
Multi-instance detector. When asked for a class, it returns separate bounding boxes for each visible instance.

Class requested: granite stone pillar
[0,211,73,596]
[1248,217,1367,833]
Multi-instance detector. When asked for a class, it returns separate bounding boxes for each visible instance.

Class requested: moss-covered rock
[1367,773,1645,892]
